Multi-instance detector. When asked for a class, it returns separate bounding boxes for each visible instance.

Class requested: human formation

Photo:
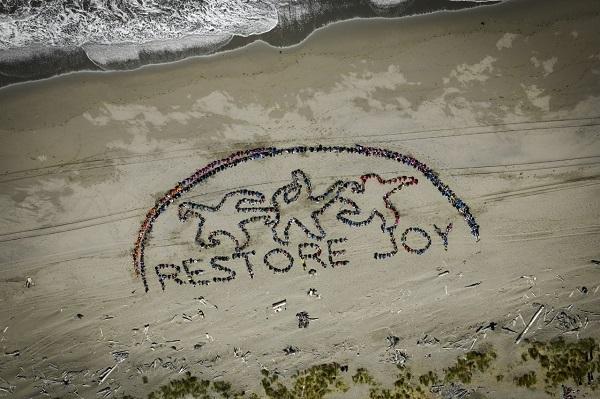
[296,311,311,328]
[134,145,480,292]
[178,189,271,251]
[157,169,424,287]
[155,252,256,290]
[434,223,453,251]
[174,170,437,263]
[264,248,295,273]
[400,227,432,255]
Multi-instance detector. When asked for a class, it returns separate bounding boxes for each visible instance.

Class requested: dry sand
[1,0,600,397]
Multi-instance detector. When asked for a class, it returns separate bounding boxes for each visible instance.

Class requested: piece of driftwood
[515,304,545,344]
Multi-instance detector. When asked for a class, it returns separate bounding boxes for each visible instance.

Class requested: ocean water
[0,0,279,49]
[0,0,500,86]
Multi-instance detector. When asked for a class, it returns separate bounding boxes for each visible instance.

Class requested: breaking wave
[0,0,502,86]
[0,0,278,49]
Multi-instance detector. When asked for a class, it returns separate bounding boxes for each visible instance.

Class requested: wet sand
[0,0,497,87]
[1,0,600,397]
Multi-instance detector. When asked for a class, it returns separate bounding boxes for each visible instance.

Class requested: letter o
[401,227,431,255]
[264,248,294,273]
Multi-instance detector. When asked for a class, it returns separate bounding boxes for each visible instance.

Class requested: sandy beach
[1,0,600,397]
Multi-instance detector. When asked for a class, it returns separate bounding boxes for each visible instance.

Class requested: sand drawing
[134,145,480,292]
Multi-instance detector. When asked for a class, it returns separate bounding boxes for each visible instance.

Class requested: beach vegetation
[352,367,376,385]
[260,363,348,399]
[368,366,430,399]
[514,371,537,388]
[418,370,440,386]
[523,337,599,392]
[123,338,600,398]
[443,348,497,384]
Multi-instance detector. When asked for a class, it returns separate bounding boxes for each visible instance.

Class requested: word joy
[155,222,452,290]
[134,145,479,292]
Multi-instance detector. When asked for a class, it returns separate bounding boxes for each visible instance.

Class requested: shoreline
[1,0,599,397]
[0,0,500,90]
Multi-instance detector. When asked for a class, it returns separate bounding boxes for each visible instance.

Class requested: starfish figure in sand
[177,170,419,253]
[336,173,419,232]
[265,169,352,245]
[178,189,273,251]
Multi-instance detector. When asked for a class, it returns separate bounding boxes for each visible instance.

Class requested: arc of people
[133,144,480,292]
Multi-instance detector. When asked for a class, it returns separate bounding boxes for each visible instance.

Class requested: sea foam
[0,0,278,49]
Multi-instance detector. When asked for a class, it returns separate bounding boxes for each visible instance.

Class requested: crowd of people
[356,173,419,227]
[263,248,295,273]
[154,263,185,290]
[326,237,350,267]
[155,252,259,289]
[400,227,432,255]
[264,169,341,245]
[134,144,479,292]
[373,230,398,260]
[299,243,327,269]
[210,255,237,283]
[433,223,453,251]
[296,311,311,328]
[178,190,273,251]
